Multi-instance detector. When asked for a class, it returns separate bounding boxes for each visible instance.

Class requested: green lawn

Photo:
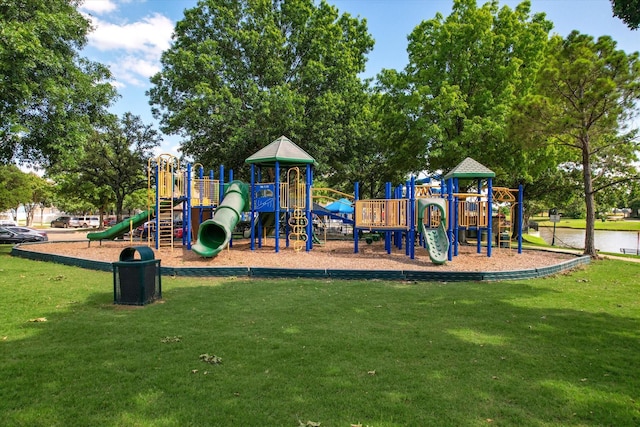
[1,245,639,426]
[532,216,640,231]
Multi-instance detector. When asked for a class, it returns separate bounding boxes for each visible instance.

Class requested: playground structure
[87,138,523,265]
[353,157,524,264]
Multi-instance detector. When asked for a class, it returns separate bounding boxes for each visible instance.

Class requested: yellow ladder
[287,168,307,251]
[149,154,182,250]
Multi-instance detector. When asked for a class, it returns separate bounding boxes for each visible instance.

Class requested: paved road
[45,228,148,243]
[46,228,92,242]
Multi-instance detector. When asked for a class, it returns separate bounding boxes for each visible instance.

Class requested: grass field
[532,217,640,231]
[1,245,639,426]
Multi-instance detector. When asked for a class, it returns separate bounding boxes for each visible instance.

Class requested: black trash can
[113,246,161,305]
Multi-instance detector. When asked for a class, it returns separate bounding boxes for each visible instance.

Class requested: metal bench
[620,248,640,255]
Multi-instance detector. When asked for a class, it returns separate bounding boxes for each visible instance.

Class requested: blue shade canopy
[325,198,354,214]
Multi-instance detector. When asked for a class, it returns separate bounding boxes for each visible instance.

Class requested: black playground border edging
[11,242,591,282]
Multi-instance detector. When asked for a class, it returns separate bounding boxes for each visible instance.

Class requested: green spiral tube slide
[192,181,250,258]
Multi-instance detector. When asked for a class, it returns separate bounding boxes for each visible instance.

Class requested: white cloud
[84,12,174,89]
[87,13,173,56]
[154,141,183,159]
[80,0,118,15]
[109,54,161,87]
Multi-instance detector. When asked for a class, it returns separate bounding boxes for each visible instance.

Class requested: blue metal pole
[409,176,416,259]
[186,163,192,250]
[274,162,280,253]
[447,178,454,261]
[487,178,493,257]
[385,181,392,254]
[477,179,482,254]
[219,165,225,206]
[454,178,459,257]
[405,180,410,257]
[354,181,359,254]
[306,163,312,252]
[250,164,256,251]
[154,163,160,250]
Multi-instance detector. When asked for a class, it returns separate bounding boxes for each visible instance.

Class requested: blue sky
[78,0,639,157]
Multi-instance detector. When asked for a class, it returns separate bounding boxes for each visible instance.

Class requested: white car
[69,216,100,228]
[0,219,18,226]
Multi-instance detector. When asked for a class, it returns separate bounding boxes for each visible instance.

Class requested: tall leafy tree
[512,32,640,257]
[376,0,552,181]
[0,0,116,167]
[148,0,373,179]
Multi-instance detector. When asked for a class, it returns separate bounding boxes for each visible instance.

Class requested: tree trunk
[581,138,598,258]
[116,197,125,223]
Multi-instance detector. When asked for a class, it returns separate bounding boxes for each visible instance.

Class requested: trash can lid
[119,246,155,261]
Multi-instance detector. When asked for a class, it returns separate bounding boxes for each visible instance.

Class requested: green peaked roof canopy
[245,135,317,166]
[443,157,495,180]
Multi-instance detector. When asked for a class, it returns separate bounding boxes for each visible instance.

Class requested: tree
[610,0,640,30]
[61,113,161,221]
[22,173,54,226]
[376,0,552,182]
[0,165,31,217]
[148,0,373,180]
[52,172,114,224]
[0,0,116,168]
[630,198,640,217]
[123,189,150,215]
[512,32,640,257]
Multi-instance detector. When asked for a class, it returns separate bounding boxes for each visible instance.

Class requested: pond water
[537,227,640,253]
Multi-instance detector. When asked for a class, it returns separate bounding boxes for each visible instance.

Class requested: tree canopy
[148,0,374,179]
[0,0,116,168]
[610,0,640,30]
[375,0,552,183]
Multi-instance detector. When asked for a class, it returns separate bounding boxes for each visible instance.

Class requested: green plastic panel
[11,246,591,282]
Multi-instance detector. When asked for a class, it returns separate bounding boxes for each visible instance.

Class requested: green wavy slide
[417,198,450,264]
[87,209,153,241]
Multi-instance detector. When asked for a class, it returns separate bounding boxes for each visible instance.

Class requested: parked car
[174,226,193,239]
[5,226,48,242]
[50,216,72,228]
[0,219,18,226]
[0,227,48,244]
[69,216,100,228]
